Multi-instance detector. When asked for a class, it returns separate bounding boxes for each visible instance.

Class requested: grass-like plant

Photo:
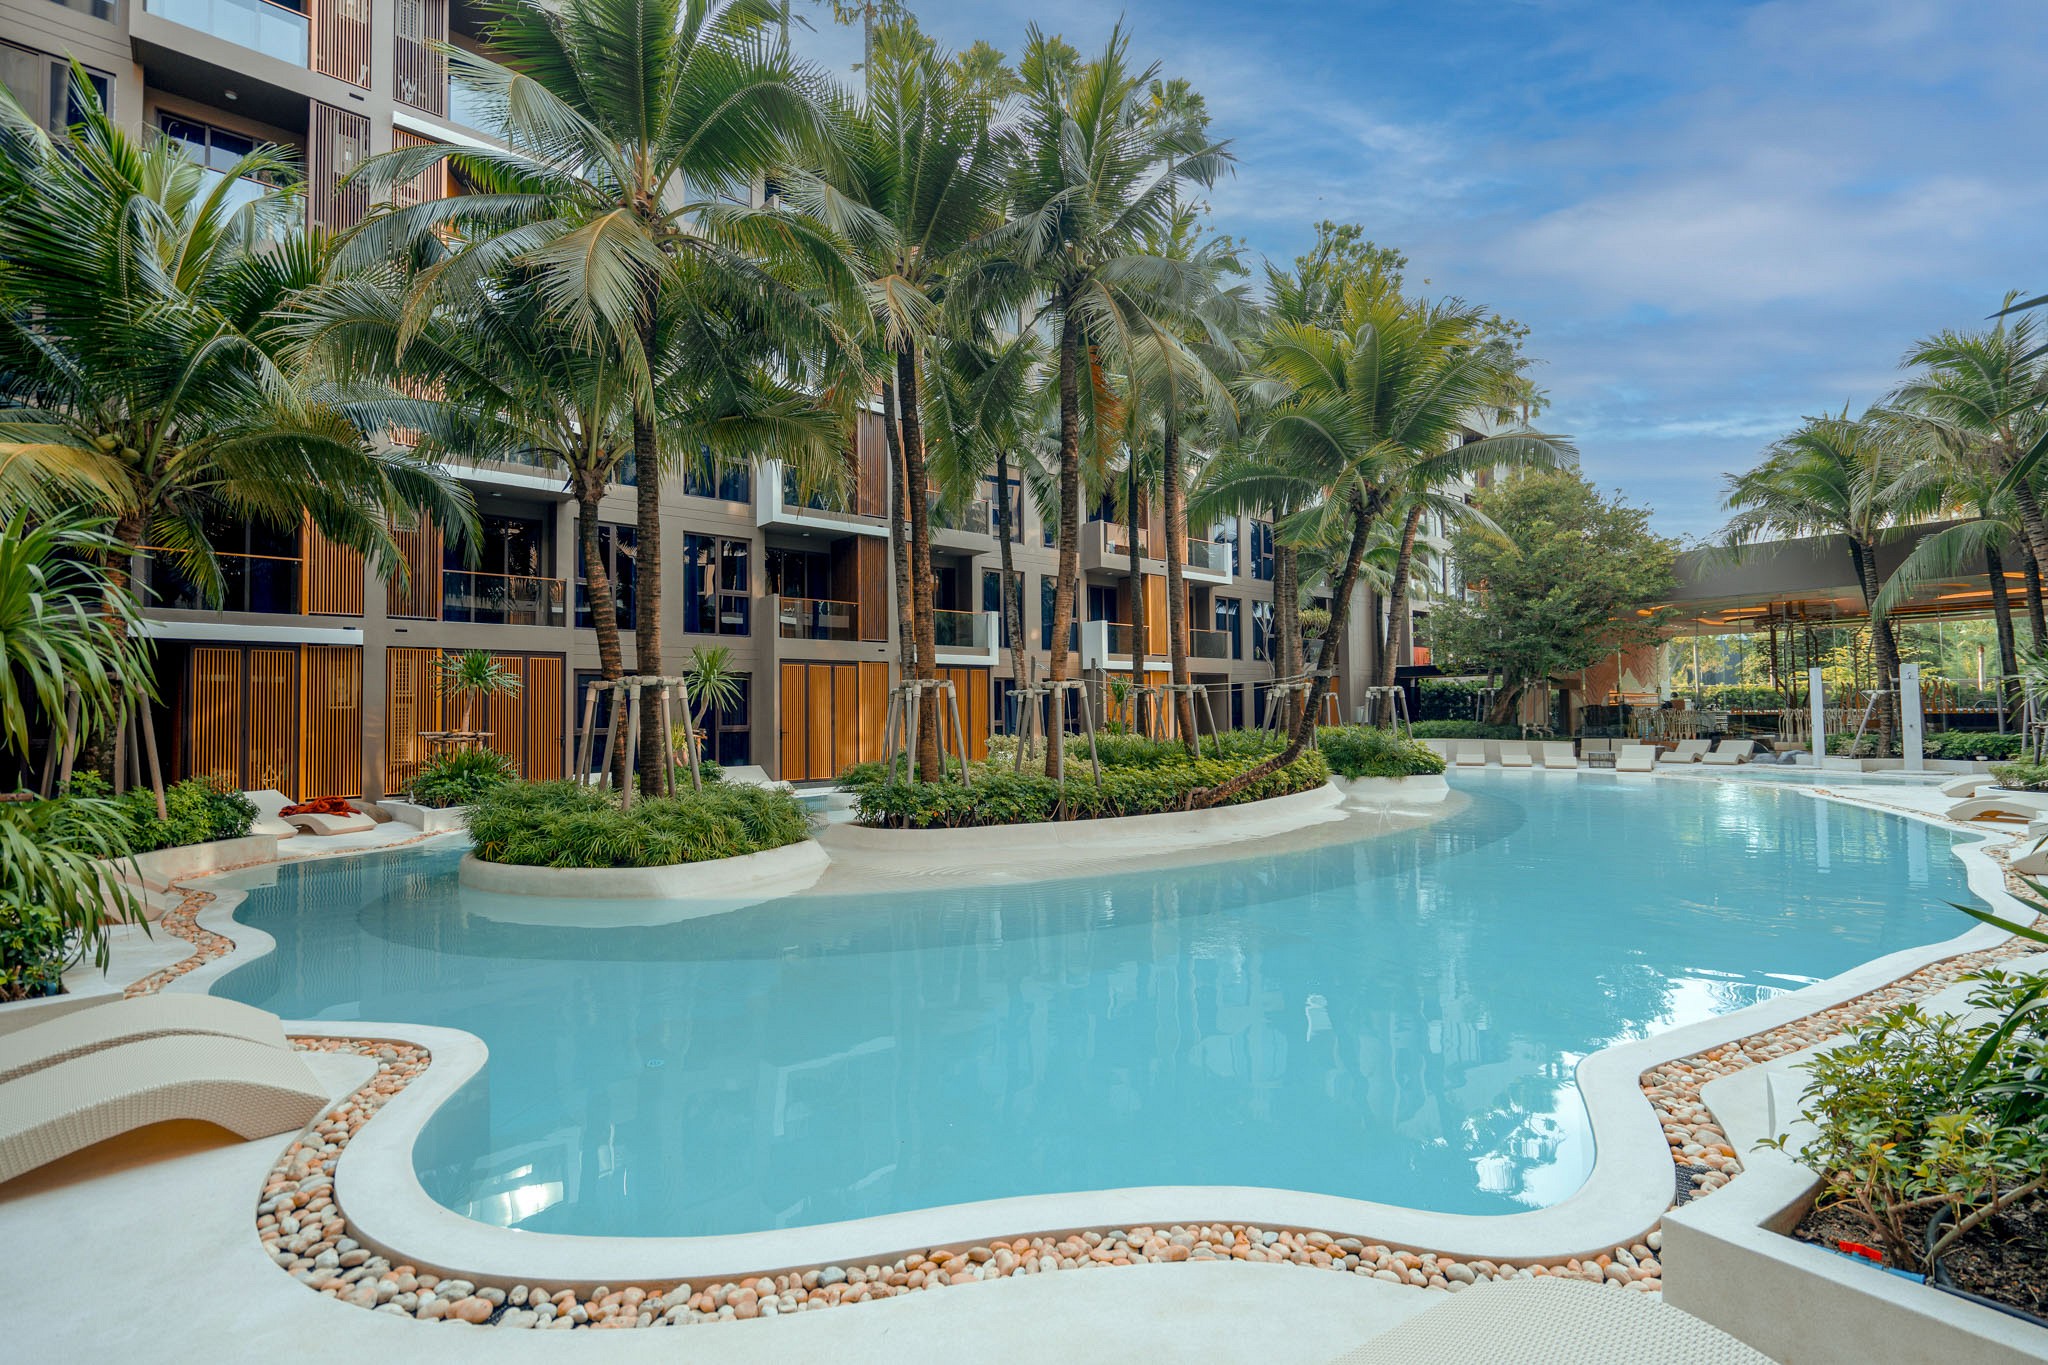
[1989,760,2048,792]
[467,779,812,868]
[409,748,517,809]
[438,649,522,735]
[1318,725,1447,779]
[1409,719,1524,740]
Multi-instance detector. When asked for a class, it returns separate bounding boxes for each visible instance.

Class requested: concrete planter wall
[457,838,827,901]
[112,834,279,896]
[831,782,1345,855]
[1332,774,1451,808]
[374,800,470,833]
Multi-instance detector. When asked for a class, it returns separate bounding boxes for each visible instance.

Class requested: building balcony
[934,609,999,666]
[1078,521,1232,583]
[1183,537,1233,583]
[440,570,564,627]
[1189,627,1235,662]
[930,495,993,546]
[142,0,308,66]
[756,460,887,537]
[1079,620,1170,674]
[144,549,302,616]
[776,595,860,642]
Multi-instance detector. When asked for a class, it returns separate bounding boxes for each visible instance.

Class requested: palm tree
[349,0,860,794]
[439,648,524,738]
[0,78,470,604]
[1196,283,1568,804]
[1724,409,1924,748]
[999,24,1230,774]
[793,23,1008,779]
[1875,444,2027,685]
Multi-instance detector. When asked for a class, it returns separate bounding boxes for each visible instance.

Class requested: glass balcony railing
[144,549,301,614]
[441,571,564,626]
[1189,627,1233,660]
[1096,622,1160,656]
[780,469,877,521]
[144,0,309,66]
[1186,538,1231,574]
[930,496,992,536]
[777,596,858,641]
[933,609,989,650]
[446,79,496,135]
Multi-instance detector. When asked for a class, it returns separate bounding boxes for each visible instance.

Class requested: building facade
[3,0,1390,794]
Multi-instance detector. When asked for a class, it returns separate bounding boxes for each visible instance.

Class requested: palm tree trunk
[631,405,664,797]
[1046,309,1082,778]
[880,372,917,685]
[1852,538,1900,750]
[895,344,941,781]
[1987,540,2019,681]
[1127,465,1147,734]
[1375,502,1425,690]
[1273,541,1300,733]
[995,449,1025,702]
[2009,478,2048,592]
[1200,487,1381,806]
[1163,425,1195,747]
[575,475,627,788]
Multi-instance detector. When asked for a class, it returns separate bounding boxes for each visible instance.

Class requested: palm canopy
[0,76,470,597]
[1721,408,1919,567]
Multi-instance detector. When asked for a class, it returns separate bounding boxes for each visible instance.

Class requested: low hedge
[1925,732,2022,761]
[467,779,812,868]
[59,773,255,851]
[410,748,517,809]
[844,742,1330,830]
[1990,761,2048,793]
[1409,720,1522,740]
[1318,725,1446,779]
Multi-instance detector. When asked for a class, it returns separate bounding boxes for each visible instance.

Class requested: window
[682,448,752,503]
[982,569,1021,648]
[1,45,111,132]
[1039,574,1057,650]
[1214,597,1241,660]
[1251,600,1274,663]
[684,533,750,635]
[574,524,636,631]
[765,546,833,602]
[144,516,299,614]
[1086,584,1119,623]
[991,676,1017,736]
[1229,683,1245,730]
[49,0,118,21]
[985,475,1023,542]
[702,675,751,766]
[1250,519,1275,581]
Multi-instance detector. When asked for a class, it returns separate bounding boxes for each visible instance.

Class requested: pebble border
[121,811,2048,1328]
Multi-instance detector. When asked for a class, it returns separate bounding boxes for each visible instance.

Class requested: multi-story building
[2,0,1393,794]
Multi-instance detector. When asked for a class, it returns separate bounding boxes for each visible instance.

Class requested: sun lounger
[0,996,291,1086]
[1325,1276,1771,1365]
[1939,775,1993,799]
[241,790,299,840]
[1452,741,1488,767]
[1658,739,1713,765]
[1500,743,1534,768]
[1614,744,1657,772]
[1540,741,1578,770]
[282,808,376,836]
[1701,740,1755,766]
[0,1034,329,1184]
[1947,793,2048,823]
[718,764,797,793]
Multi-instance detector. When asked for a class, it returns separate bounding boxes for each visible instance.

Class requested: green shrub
[409,748,518,809]
[467,779,812,868]
[1415,678,1489,721]
[1697,685,1791,710]
[1826,732,1896,758]
[1410,719,1522,740]
[1990,761,2048,792]
[0,901,67,1002]
[1318,725,1446,778]
[62,773,254,850]
[1,793,140,1001]
[1925,732,2022,761]
[844,741,1330,830]
[1765,973,2048,1271]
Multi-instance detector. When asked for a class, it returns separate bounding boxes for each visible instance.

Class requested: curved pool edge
[168,783,2042,1286]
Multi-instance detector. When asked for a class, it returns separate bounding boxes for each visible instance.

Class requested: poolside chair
[1452,741,1489,767]
[0,996,291,1086]
[1946,793,2048,823]
[1701,740,1755,766]
[0,1034,328,1184]
[1657,739,1713,765]
[1580,738,1613,757]
[280,805,376,836]
[718,764,797,794]
[1325,1276,1770,1365]
[1614,744,1658,772]
[1500,743,1535,768]
[1539,741,1579,770]
[241,790,299,840]
[1938,775,1993,800]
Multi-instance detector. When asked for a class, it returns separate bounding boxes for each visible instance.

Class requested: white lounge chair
[241,790,299,840]
[1614,744,1658,772]
[1658,739,1713,765]
[1539,741,1578,770]
[0,996,291,1086]
[1325,1276,1771,1365]
[1499,743,1535,768]
[282,806,376,836]
[1939,775,1993,800]
[1701,740,1755,766]
[1947,792,2048,823]
[0,1034,328,1184]
[1452,741,1488,767]
[718,764,797,793]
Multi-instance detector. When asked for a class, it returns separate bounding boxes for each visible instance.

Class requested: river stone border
[112,798,2046,1328]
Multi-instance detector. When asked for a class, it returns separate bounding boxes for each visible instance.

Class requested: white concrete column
[1900,662,1924,772]
[1808,667,1826,764]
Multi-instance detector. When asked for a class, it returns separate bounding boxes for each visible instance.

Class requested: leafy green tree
[1431,470,1677,726]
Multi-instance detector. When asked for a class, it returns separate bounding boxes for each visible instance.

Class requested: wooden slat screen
[385,646,443,791]
[389,128,449,208]
[524,655,564,780]
[483,653,526,775]
[804,665,833,782]
[301,517,365,616]
[247,647,300,795]
[300,646,363,797]
[385,520,443,619]
[309,102,371,233]
[832,667,860,774]
[937,666,991,761]
[778,660,894,780]
[778,662,808,779]
[858,661,888,764]
[855,537,888,641]
[854,410,887,516]
[393,0,447,115]
[187,647,244,790]
[313,0,373,88]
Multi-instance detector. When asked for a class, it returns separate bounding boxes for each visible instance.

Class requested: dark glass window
[144,516,299,614]
[1252,600,1275,663]
[982,568,1020,648]
[1039,574,1056,650]
[985,475,1023,542]
[1215,596,1241,660]
[1086,584,1118,622]
[682,447,752,502]
[684,533,751,635]
[1250,520,1275,581]
[574,523,636,631]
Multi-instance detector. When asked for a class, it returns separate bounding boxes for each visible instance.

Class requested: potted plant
[437,649,523,744]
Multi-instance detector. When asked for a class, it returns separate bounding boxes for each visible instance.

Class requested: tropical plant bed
[465,779,813,869]
[1791,1194,2048,1325]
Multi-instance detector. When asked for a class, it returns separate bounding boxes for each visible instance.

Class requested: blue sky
[795,0,2048,542]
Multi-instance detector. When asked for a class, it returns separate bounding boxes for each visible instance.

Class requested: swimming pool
[211,773,1969,1239]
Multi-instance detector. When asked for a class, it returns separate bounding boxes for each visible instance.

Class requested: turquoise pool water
[212,774,1971,1238]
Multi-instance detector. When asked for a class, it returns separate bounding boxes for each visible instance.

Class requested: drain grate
[1670,1163,1713,1207]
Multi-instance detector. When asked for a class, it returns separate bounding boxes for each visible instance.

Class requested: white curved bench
[0,996,291,1085]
